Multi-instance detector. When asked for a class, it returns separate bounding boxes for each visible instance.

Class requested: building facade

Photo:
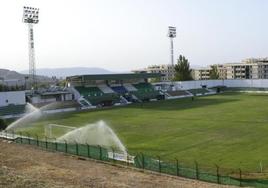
[192,58,268,80]
[133,64,175,82]
[225,58,268,79]
[191,67,211,80]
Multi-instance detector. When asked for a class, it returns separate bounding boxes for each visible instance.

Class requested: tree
[174,55,193,81]
[209,65,219,79]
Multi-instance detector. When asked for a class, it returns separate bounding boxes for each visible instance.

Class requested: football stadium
[2,2,268,187]
[2,76,268,187]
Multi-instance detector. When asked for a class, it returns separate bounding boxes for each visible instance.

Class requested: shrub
[0,118,7,130]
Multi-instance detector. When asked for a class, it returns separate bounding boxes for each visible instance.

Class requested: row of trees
[0,84,26,92]
[173,55,219,81]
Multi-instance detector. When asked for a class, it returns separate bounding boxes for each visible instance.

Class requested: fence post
[175,158,179,176]
[112,147,115,163]
[157,156,161,173]
[126,150,129,166]
[75,142,79,156]
[12,130,15,139]
[87,143,90,158]
[215,164,220,184]
[26,132,30,144]
[141,153,145,170]
[239,168,242,187]
[45,136,48,149]
[99,145,102,160]
[64,140,67,153]
[195,161,199,180]
[36,134,39,146]
[19,132,22,143]
[54,138,57,151]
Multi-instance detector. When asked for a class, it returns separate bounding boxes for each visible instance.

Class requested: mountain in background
[0,69,52,82]
[20,67,114,78]
[0,69,25,80]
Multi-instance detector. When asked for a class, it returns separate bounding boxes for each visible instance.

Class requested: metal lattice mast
[28,23,36,89]
[167,26,176,81]
[23,6,39,90]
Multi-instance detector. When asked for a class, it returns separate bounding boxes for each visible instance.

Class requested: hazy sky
[1,0,268,72]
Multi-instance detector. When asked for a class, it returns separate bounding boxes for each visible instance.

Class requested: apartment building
[133,64,175,81]
[225,58,268,79]
[191,67,211,80]
[192,58,268,80]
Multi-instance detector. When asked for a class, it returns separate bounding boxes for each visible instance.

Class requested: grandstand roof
[66,73,162,82]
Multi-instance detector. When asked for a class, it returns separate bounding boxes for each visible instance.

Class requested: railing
[1,131,268,188]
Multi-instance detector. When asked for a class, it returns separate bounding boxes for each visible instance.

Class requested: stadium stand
[75,86,119,106]
[78,98,91,107]
[123,83,137,92]
[111,86,128,94]
[67,73,163,105]
[98,84,115,94]
[132,83,160,101]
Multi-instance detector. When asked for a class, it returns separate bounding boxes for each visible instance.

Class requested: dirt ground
[0,139,237,188]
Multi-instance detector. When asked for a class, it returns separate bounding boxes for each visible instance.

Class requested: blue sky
[1,0,268,72]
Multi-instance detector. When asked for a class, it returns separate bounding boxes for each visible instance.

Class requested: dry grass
[0,139,237,188]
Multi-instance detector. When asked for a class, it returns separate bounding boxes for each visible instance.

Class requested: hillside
[0,69,25,80]
[20,67,114,78]
[0,69,52,82]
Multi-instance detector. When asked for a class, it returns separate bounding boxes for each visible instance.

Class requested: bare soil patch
[0,139,237,188]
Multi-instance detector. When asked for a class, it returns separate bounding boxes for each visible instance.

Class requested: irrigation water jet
[57,120,127,153]
[5,103,41,131]
[5,102,67,131]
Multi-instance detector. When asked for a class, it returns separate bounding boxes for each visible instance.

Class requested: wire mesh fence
[3,131,268,188]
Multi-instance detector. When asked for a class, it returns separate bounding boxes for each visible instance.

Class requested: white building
[133,64,175,81]
[225,58,268,79]
[191,67,211,80]
[192,58,268,80]
[0,91,26,107]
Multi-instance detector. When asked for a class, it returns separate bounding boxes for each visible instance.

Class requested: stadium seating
[132,83,160,101]
[123,83,137,91]
[98,84,114,93]
[111,86,128,94]
[0,104,26,116]
[75,86,103,97]
[75,83,163,104]
[75,86,119,105]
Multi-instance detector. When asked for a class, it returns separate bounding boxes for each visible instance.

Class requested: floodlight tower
[22,6,39,90]
[167,26,176,80]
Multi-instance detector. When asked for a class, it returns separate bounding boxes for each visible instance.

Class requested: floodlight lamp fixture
[23,6,39,24]
[168,26,176,38]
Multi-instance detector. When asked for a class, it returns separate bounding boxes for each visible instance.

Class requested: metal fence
[3,132,268,188]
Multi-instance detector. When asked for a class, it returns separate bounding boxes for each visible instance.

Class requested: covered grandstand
[66,73,164,107]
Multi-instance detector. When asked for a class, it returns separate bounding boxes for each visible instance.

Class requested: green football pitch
[16,92,268,172]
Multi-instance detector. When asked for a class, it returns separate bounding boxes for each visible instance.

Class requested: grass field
[16,92,268,173]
